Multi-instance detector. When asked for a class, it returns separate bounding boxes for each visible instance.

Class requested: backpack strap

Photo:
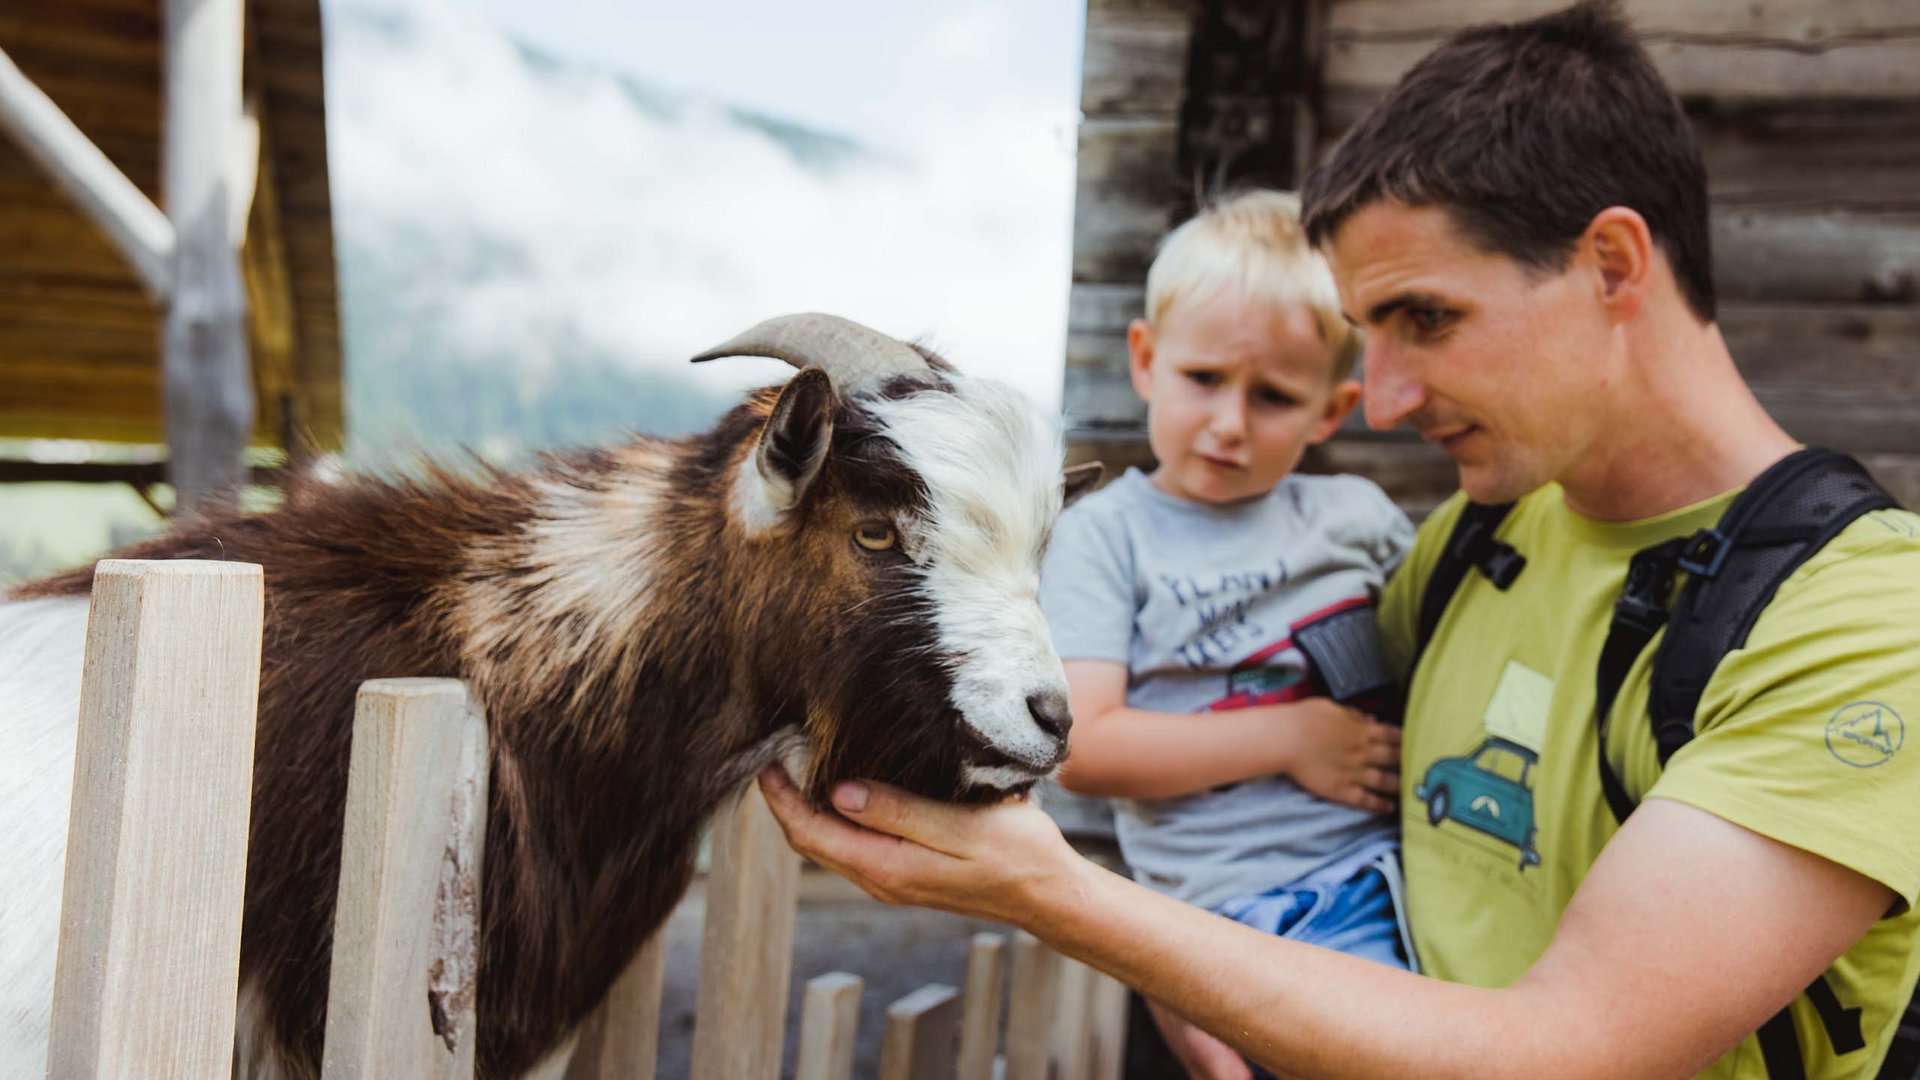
[1407,500,1525,691]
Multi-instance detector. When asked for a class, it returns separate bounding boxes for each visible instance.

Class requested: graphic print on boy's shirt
[1206,597,1393,715]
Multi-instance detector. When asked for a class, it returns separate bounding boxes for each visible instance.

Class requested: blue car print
[1414,736,1542,870]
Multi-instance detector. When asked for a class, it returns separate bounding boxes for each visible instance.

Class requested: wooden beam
[794,972,864,1080]
[321,680,490,1080]
[1087,974,1129,1080]
[955,934,1008,1080]
[689,787,802,1080]
[1002,933,1060,1080]
[879,984,962,1080]
[562,934,667,1080]
[1048,958,1095,1080]
[0,46,174,299]
[162,0,253,513]
[46,560,263,1080]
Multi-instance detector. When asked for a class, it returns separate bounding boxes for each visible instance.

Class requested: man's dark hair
[1300,1,1715,322]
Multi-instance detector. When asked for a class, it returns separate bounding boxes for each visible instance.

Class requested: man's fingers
[758,768,918,899]
[827,777,975,856]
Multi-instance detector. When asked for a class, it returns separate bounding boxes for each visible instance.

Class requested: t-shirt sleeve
[1379,491,1469,683]
[1369,481,1419,576]
[1039,502,1138,664]
[1647,513,1920,908]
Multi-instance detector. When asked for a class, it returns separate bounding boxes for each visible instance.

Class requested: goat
[0,314,1101,1080]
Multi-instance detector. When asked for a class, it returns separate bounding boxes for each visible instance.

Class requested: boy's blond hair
[1145,189,1361,380]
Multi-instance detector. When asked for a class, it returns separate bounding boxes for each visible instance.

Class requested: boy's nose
[1208,395,1249,440]
[1362,347,1426,431]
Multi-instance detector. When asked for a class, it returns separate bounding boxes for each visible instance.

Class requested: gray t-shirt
[1040,468,1416,909]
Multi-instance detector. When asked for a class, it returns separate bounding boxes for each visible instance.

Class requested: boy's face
[1129,293,1361,506]
[1326,201,1618,505]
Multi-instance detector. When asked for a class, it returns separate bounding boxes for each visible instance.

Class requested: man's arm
[1055,659,1399,809]
[762,770,1892,1080]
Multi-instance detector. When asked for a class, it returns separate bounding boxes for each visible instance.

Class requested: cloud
[324,0,1074,410]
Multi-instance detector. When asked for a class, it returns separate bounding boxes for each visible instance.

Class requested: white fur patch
[0,596,89,1078]
[865,379,1073,774]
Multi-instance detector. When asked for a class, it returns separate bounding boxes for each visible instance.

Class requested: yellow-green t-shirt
[1381,485,1920,1078]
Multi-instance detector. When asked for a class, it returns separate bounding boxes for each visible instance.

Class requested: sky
[319,0,1087,409]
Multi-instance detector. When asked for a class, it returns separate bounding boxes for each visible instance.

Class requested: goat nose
[1026,691,1073,743]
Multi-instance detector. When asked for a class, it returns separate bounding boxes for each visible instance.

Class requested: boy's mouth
[1198,452,1246,470]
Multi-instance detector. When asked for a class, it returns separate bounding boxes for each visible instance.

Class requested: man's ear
[1584,206,1654,321]
[1308,379,1364,446]
[740,366,834,528]
[1062,462,1104,507]
[1127,318,1156,403]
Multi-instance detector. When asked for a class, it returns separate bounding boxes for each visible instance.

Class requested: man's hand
[757,766,1090,925]
[1275,699,1400,814]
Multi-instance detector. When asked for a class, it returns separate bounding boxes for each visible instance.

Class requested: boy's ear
[1308,379,1363,446]
[1126,318,1155,403]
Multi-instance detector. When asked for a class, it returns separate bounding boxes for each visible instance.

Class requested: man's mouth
[1423,425,1478,455]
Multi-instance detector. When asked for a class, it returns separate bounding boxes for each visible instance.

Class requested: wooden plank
[561,933,667,1080]
[1002,934,1060,1080]
[1088,973,1130,1080]
[1323,0,1920,101]
[1073,116,1186,285]
[1716,210,1920,305]
[1049,957,1095,1080]
[162,0,253,512]
[46,560,263,1080]
[793,972,864,1080]
[689,786,803,1080]
[879,984,962,1080]
[0,45,172,298]
[955,933,1007,1080]
[1082,11,1194,117]
[320,679,489,1080]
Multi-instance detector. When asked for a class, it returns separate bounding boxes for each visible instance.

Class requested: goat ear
[1062,461,1104,508]
[752,366,835,515]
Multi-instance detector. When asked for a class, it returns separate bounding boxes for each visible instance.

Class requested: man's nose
[1362,345,1425,431]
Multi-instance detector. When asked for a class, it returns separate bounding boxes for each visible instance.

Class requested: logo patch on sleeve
[1827,702,1905,768]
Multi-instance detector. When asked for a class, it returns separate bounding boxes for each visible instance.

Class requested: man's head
[1129,189,1363,505]
[1301,1,1715,504]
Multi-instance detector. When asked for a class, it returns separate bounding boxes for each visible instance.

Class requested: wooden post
[955,933,1007,1080]
[45,560,263,1080]
[1088,973,1129,1080]
[689,786,802,1080]
[162,0,253,513]
[562,934,668,1080]
[794,972,864,1080]
[879,985,961,1080]
[1002,933,1060,1080]
[1049,957,1095,1080]
[320,679,490,1080]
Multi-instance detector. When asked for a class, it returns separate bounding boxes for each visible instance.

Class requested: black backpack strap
[1649,447,1898,764]
[1408,500,1525,687]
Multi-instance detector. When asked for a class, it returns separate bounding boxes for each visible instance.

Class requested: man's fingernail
[833,782,869,812]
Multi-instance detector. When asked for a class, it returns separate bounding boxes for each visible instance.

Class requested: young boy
[1040,190,1415,1079]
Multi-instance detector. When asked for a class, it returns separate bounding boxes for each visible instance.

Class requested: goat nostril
[1026,691,1073,742]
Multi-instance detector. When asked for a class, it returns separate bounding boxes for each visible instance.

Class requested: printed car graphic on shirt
[1415,736,1542,870]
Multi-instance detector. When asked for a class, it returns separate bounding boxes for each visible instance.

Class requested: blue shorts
[1210,853,1413,972]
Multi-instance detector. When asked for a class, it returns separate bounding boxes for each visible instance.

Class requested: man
[761,4,1920,1077]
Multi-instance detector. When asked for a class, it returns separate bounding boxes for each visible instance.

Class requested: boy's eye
[1183,369,1223,388]
[1255,386,1297,408]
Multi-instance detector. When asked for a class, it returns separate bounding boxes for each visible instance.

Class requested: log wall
[1064,0,1920,514]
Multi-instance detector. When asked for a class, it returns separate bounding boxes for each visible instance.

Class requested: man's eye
[1408,306,1456,336]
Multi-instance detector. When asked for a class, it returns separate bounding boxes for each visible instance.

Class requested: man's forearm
[1028,858,1618,1080]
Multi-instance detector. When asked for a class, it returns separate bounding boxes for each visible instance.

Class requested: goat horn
[689,313,940,390]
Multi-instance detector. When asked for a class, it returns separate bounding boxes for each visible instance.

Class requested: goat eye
[853,523,898,552]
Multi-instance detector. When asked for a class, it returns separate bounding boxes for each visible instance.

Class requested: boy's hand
[1272,699,1400,814]
[1147,998,1256,1080]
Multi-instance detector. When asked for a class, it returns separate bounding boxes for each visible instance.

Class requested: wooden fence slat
[1088,973,1130,1080]
[794,972,864,1080]
[689,786,802,1080]
[879,984,962,1080]
[46,560,263,1080]
[1049,958,1096,1080]
[1002,933,1060,1080]
[955,933,1008,1080]
[320,678,490,1080]
[562,933,668,1080]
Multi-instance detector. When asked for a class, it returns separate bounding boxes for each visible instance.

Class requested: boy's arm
[1055,659,1399,808]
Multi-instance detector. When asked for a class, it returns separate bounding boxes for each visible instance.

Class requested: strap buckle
[1676,528,1732,579]
[1613,547,1679,637]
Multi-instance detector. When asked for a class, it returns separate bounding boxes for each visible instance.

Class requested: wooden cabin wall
[1064,0,1920,516]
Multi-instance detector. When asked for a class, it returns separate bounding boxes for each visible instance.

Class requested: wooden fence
[43,559,1128,1080]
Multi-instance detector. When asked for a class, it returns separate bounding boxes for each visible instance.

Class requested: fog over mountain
[324,0,1076,460]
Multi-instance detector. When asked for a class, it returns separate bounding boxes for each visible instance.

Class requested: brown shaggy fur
[13,383,999,1079]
